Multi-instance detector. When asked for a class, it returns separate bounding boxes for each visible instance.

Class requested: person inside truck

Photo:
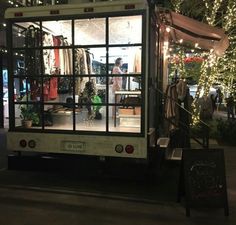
[112,57,124,92]
[111,57,125,118]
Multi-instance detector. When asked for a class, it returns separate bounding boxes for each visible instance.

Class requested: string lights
[169,0,236,124]
[172,0,184,13]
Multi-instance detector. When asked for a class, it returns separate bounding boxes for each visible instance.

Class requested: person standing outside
[226,94,235,120]
[216,88,223,111]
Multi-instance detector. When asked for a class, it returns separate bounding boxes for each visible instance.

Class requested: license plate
[62,141,85,153]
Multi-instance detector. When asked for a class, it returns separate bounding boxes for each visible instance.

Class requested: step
[165,148,182,161]
[157,137,170,148]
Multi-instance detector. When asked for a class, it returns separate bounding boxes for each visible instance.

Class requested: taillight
[125,145,134,154]
[19,139,27,148]
[28,140,36,148]
[115,144,123,153]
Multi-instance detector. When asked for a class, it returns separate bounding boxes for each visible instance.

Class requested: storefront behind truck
[4,0,164,163]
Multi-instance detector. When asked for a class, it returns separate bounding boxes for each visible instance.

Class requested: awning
[156,9,229,56]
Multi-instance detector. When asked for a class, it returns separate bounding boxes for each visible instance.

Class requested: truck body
[5,0,164,161]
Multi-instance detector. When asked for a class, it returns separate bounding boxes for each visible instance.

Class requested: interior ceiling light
[166,27,171,32]
[179,39,183,43]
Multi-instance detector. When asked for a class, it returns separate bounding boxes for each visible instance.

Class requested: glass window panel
[109,15,142,45]
[108,107,141,133]
[75,48,106,75]
[75,106,106,131]
[43,77,73,104]
[108,46,142,75]
[13,22,41,48]
[13,50,25,76]
[43,48,72,75]
[13,49,42,77]
[74,18,106,45]
[15,103,41,128]
[42,20,72,46]
[14,78,42,103]
[44,104,73,130]
[126,76,142,91]
[26,49,42,76]
[14,77,28,102]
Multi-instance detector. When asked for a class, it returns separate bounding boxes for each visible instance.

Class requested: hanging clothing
[53,36,60,69]
[176,79,187,101]
[133,48,142,73]
[74,48,93,95]
[49,77,58,100]
[86,50,93,75]
[164,84,179,131]
[165,84,178,119]
[25,25,41,77]
[75,48,88,75]
[43,33,55,75]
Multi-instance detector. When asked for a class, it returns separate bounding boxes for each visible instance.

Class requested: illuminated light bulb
[166,27,171,32]
[179,39,183,43]
[3,23,6,27]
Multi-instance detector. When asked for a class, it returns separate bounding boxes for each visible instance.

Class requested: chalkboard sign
[178,149,229,217]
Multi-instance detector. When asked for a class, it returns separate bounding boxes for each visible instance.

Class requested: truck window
[11,14,143,134]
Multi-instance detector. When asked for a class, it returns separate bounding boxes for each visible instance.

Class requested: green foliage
[169,59,202,83]
[216,118,236,145]
[20,107,40,125]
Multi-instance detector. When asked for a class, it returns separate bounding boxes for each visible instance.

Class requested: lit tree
[217,0,236,95]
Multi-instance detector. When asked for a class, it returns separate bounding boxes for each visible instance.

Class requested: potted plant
[20,106,39,128]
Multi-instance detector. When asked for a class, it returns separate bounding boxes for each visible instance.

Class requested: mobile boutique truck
[4,0,164,164]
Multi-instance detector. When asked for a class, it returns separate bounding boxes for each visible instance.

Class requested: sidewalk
[213,109,227,119]
[213,109,235,120]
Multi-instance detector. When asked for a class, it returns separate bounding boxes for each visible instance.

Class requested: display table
[114,90,141,127]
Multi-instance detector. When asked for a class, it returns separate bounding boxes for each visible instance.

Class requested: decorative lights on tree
[191,0,224,124]
[171,0,184,13]
[218,0,236,95]
[203,0,223,26]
